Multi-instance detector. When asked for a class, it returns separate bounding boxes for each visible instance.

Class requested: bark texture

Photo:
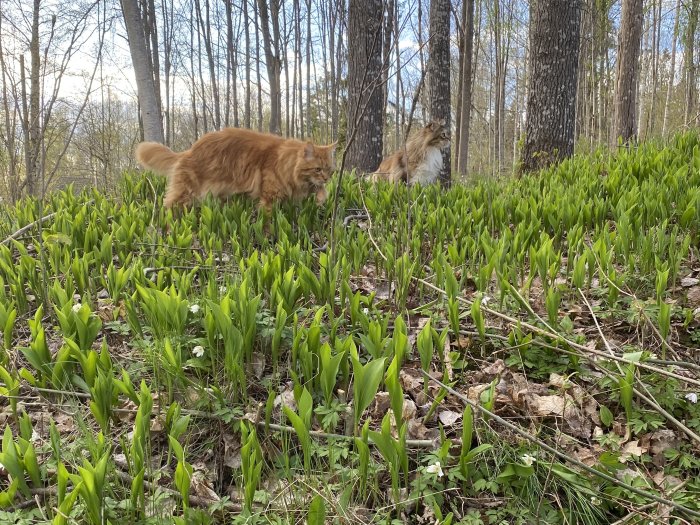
[456,0,474,177]
[346,0,384,173]
[120,0,164,143]
[612,0,643,145]
[521,0,581,173]
[427,0,451,185]
[256,0,282,135]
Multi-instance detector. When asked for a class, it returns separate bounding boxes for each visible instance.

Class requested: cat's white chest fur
[409,147,443,185]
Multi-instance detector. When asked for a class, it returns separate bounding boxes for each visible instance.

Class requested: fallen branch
[423,372,700,521]
[416,276,700,388]
[5,380,438,450]
[113,470,242,511]
[580,289,700,446]
[0,200,95,246]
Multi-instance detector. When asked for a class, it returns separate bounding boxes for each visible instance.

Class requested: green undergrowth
[0,133,700,524]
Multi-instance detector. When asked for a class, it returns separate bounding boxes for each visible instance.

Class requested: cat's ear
[303,142,315,160]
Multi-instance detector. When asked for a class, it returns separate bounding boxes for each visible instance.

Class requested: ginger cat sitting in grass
[372,120,449,185]
[135,127,336,212]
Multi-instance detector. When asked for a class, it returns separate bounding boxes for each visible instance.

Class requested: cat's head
[423,119,450,150]
[298,142,336,187]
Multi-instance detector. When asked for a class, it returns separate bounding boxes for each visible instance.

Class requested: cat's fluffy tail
[135,142,180,175]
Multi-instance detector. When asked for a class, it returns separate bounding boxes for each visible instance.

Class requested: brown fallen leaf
[249,352,266,379]
[438,409,461,427]
[648,429,680,456]
[399,369,423,395]
[687,286,700,307]
[372,392,391,420]
[529,394,566,416]
[681,276,700,287]
[620,440,647,462]
[223,432,241,470]
[190,464,220,502]
[483,359,506,376]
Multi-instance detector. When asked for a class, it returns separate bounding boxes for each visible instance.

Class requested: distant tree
[456,0,475,177]
[663,0,681,137]
[684,0,699,126]
[119,0,164,143]
[427,0,451,185]
[521,0,582,173]
[256,0,282,135]
[612,0,642,145]
[345,0,384,173]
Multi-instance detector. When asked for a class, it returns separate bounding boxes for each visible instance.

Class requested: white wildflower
[219,285,228,294]
[481,295,491,305]
[192,345,205,358]
[72,303,82,313]
[425,461,444,477]
[685,392,698,404]
[521,453,537,466]
[590,496,601,506]
[189,303,200,314]
[31,429,40,443]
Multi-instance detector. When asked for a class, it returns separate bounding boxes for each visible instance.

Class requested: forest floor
[0,134,699,525]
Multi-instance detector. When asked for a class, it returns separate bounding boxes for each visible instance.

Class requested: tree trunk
[662,0,681,137]
[612,0,642,145]
[257,0,282,135]
[428,0,452,186]
[456,0,474,177]
[225,0,239,127]
[685,0,699,126]
[120,0,164,143]
[345,0,384,173]
[254,0,263,131]
[25,0,41,195]
[521,0,582,173]
[244,0,251,128]
[428,0,451,185]
[0,14,18,200]
[306,0,312,138]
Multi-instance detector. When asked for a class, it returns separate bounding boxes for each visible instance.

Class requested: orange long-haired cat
[135,127,336,211]
[372,120,449,184]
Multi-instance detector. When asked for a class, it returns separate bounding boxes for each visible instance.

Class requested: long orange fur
[135,127,336,211]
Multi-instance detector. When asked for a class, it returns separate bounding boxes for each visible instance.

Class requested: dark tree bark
[612,0,642,145]
[25,0,41,195]
[346,0,384,173]
[120,0,164,143]
[521,0,581,173]
[684,0,699,126]
[428,0,451,185]
[244,0,251,129]
[456,0,474,177]
[256,0,282,135]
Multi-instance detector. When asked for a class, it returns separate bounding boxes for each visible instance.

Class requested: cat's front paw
[315,186,328,205]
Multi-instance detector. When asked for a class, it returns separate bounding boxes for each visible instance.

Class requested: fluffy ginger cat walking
[135,127,336,211]
[372,120,449,184]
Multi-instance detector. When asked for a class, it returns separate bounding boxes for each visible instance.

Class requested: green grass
[0,133,700,524]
